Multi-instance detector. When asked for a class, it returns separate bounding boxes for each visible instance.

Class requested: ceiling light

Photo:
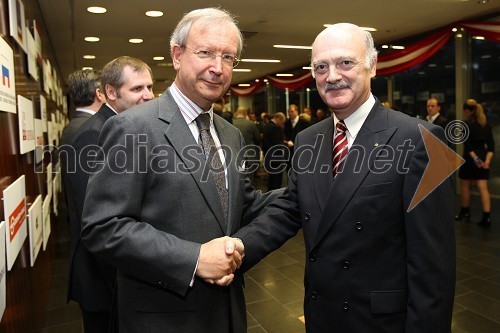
[233,69,251,72]
[153,56,165,61]
[82,67,93,70]
[392,45,405,49]
[146,10,163,17]
[360,27,377,32]
[276,74,293,77]
[477,0,490,4]
[129,38,143,44]
[241,59,281,63]
[456,34,463,38]
[473,36,485,40]
[238,84,251,87]
[255,79,260,82]
[83,55,96,59]
[302,66,312,70]
[306,88,311,92]
[263,79,268,83]
[273,45,312,50]
[157,62,173,67]
[87,6,106,14]
[382,45,389,49]
[84,36,100,42]
[452,28,458,32]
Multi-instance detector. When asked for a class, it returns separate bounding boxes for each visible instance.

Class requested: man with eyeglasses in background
[81,7,281,333]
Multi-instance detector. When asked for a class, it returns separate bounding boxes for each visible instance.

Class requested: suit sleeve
[80,115,200,297]
[403,125,456,333]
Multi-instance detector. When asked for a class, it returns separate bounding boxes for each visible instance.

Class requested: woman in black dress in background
[456,99,495,227]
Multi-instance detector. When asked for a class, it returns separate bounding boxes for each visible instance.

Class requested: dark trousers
[80,306,114,333]
[267,171,283,191]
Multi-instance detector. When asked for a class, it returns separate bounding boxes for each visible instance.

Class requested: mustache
[325,81,350,92]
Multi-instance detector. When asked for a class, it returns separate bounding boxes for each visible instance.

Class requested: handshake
[195,236,245,286]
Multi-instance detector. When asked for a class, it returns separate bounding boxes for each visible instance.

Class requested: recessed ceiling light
[238,84,251,87]
[84,36,100,42]
[146,10,163,17]
[473,36,485,40]
[157,62,173,67]
[83,55,96,59]
[233,69,251,72]
[360,27,377,32]
[273,45,312,50]
[241,59,281,63]
[306,88,311,92]
[477,0,490,4]
[452,28,458,32]
[87,6,106,14]
[263,79,268,83]
[82,66,93,70]
[392,45,405,50]
[129,38,144,44]
[382,45,389,49]
[276,74,293,77]
[302,66,312,70]
[255,79,260,82]
[153,56,165,61]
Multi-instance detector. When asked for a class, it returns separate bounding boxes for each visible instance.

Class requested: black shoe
[477,218,491,228]
[455,212,471,220]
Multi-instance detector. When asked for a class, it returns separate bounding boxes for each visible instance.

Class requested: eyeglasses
[183,46,240,68]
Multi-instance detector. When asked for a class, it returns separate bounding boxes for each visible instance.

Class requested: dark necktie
[332,120,348,177]
[195,113,228,221]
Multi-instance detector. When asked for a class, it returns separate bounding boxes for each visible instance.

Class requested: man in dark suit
[234,23,455,333]
[426,97,449,129]
[81,8,280,333]
[60,69,104,146]
[233,106,261,182]
[62,56,154,333]
[262,112,287,191]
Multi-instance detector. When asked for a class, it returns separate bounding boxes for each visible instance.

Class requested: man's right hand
[196,237,243,282]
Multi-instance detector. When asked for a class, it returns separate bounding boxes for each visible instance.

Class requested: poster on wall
[0,221,6,322]
[42,195,51,251]
[0,36,16,113]
[33,20,42,65]
[17,95,35,154]
[43,59,51,95]
[40,94,47,132]
[34,118,44,164]
[26,29,38,81]
[2,175,28,271]
[45,162,52,202]
[28,195,43,266]
[8,0,27,52]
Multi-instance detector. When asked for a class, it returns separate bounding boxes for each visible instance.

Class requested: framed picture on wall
[8,0,27,52]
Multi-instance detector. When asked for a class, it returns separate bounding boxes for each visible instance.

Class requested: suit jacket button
[311,292,318,300]
[304,213,311,221]
[355,222,363,231]
[343,302,349,311]
[342,260,351,270]
[310,253,317,262]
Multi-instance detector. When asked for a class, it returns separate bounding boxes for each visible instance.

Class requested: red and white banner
[265,71,313,90]
[461,21,500,42]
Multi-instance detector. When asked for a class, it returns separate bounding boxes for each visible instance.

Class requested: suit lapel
[312,119,334,212]
[159,92,227,233]
[313,104,397,248]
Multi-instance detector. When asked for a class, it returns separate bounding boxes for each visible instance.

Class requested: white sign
[8,0,27,52]
[0,36,16,113]
[28,195,43,266]
[2,175,28,271]
[40,94,47,132]
[26,29,38,81]
[34,118,44,164]
[33,20,42,65]
[17,95,35,154]
[42,195,51,251]
[46,162,53,202]
[0,221,6,322]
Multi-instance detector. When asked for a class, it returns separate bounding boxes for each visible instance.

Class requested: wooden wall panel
[0,0,67,331]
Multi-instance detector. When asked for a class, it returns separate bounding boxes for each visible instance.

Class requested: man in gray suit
[233,23,455,333]
[62,56,154,333]
[233,106,261,182]
[81,8,279,333]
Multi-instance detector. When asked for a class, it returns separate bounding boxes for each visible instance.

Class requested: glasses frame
[183,46,240,68]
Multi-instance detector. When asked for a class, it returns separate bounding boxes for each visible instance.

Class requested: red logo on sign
[9,200,26,242]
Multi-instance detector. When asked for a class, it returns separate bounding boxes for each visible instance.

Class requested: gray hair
[169,7,243,56]
[363,30,378,70]
[100,56,152,98]
[68,69,101,107]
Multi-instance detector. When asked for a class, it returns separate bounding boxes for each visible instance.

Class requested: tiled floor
[43,176,500,333]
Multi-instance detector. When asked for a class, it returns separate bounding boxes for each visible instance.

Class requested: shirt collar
[75,107,96,115]
[105,103,118,115]
[169,82,213,126]
[427,112,440,123]
[333,93,375,138]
